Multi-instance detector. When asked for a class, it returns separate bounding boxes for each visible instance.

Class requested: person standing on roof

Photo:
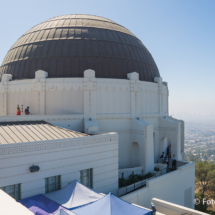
[172,154,177,170]
[17,105,21,115]
[165,155,169,166]
[160,152,165,163]
[151,204,156,215]
[25,106,31,115]
[167,144,170,157]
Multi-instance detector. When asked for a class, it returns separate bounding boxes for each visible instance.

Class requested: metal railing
[117,168,167,197]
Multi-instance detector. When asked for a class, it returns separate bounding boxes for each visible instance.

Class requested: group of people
[160,151,177,170]
[16,105,31,115]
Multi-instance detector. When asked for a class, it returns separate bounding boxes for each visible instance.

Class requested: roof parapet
[35,70,48,79]
[127,72,139,80]
[1,74,12,82]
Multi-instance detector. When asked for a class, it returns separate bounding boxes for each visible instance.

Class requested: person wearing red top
[17,106,21,115]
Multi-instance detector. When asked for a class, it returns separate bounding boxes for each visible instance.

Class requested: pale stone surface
[152,198,209,215]
[0,190,34,215]
[127,72,139,80]
[154,77,163,85]
[1,74,12,82]
[35,70,48,79]
[84,69,95,78]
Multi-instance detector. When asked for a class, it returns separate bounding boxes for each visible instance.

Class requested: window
[0,184,21,200]
[45,175,61,193]
[80,168,93,188]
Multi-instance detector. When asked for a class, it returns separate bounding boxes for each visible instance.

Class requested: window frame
[80,168,93,189]
[45,175,61,193]
[0,184,21,200]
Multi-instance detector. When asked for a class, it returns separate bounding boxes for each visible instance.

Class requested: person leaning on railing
[172,154,177,170]
[17,105,21,115]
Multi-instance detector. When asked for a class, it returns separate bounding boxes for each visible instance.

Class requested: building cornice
[0,134,118,156]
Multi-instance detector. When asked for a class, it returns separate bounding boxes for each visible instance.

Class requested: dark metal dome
[0,14,160,81]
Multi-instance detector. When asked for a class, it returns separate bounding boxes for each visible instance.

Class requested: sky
[0,0,215,119]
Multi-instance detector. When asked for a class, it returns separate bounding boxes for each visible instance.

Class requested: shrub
[154,167,159,171]
[119,172,154,188]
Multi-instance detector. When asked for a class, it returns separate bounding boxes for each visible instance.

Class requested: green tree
[195,162,215,213]
[188,153,199,162]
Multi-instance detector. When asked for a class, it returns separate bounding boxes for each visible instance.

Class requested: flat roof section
[0,121,89,144]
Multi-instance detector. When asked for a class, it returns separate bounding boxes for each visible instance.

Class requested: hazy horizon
[0,0,214,116]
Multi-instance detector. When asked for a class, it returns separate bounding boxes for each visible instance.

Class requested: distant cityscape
[180,120,215,163]
[171,111,215,122]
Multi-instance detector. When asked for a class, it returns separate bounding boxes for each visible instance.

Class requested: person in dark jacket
[167,145,170,157]
[25,106,31,115]
[160,152,165,158]
[160,152,165,163]
[172,154,177,170]
[151,204,156,215]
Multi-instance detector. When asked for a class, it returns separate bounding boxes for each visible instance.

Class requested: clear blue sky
[0,0,215,117]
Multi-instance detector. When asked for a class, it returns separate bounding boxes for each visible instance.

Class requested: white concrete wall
[139,82,159,114]
[97,117,131,169]
[152,198,209,215]
[0,73,168,118]
[0,133,118,199]
[121,162,195,209]
[0,73,172,170]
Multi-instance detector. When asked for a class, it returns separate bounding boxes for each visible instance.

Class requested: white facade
[0,70,183,171]
[0,69,194,210]
[0,131,118,199]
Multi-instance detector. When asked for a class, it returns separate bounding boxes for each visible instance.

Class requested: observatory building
[0,15,195,211]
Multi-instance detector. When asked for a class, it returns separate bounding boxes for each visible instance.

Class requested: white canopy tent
[45,180,104,209]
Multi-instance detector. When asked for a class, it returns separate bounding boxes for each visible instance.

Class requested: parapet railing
[117,168,167,197]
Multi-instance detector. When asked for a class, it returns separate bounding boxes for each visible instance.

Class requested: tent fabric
[44,180,103,209]
[72,193,151,215]
[53,209,75,215]
[19,194,64,215]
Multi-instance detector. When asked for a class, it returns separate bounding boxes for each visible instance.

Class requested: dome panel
[0,14,160,82]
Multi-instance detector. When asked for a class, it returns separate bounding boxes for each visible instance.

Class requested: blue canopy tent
[72,193,151,215]
[44,179,103,209]
[19,194,65,215]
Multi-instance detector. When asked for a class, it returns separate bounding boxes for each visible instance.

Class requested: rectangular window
[0,184,21,200]
[45,175,61,193]
[80,168,93,188]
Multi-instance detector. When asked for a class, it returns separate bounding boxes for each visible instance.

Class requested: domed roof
[0,14,160,82]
